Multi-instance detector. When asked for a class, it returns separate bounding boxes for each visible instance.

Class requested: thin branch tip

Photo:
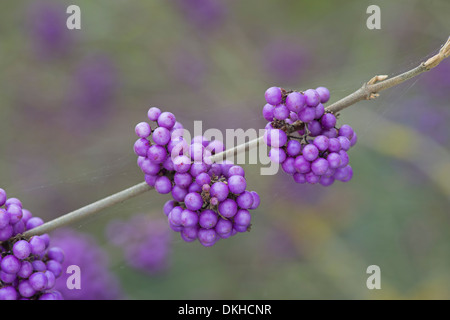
[424,35,450,69]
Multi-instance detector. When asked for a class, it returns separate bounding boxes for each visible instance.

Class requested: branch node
[367,75,388,85]
[424,36,450,70]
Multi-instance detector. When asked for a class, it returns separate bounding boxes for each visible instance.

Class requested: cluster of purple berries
[0,188,64,300]
[263,86,357,186]
[134,107,260,247]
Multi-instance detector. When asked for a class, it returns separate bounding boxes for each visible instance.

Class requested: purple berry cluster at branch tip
[263,86,357,186]
[135,107,260,247]
[0,188,64,300]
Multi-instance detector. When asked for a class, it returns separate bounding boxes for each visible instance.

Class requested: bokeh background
[1,0,449,299]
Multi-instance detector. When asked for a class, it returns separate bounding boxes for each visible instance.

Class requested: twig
[23,182,152,237]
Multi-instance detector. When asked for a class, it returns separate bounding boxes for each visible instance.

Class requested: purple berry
[154,176,172,194]
[157,112,176,129]
[133,138,150,157]
[269,147,286,163]
[298,106,316,123]
[199,210,218,229]
[147,145,167,164]
[234,209,251,227]
[293,172,307,184]
[147,107,162,121]
[262,104,275,121]
[311,158,329,176]
[328,138,341,152]
[338,124,354,140]
[210,182,229,202]
[135,122,151,138]
[152,127,171,145]
[198,228,217,247]
[1,256,21,274]
[218,199,238,218]
[315,86,330,103]
[181,209,199,227]
[307,120,323,137]
[264,129,287,148]
[302,144,319,161]
[338,136,351,151]
[173,155,191,173]
[313,135,329,151]
[327,152,342,169]
[174,172,192,188]
[281,157,297,175]
[12,240,31,260]
[227,175,247,195]
[273,104,290,120]
[264,87,282,105]
[304,89,320,107]
[184,192,204,211]
[286,140,301,157]
[321,113,337,129]
[29,272,48,291]
[315,103,325,119]
[285,92,306,113]
[249,191,260,209]
[215,218,233,236]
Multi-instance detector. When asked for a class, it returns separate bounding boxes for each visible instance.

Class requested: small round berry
[249,191,260,209]
[315,87,330,103]
[302,144,319,162]
[273,104,289,120]
[199,210,218,229]
[228,175,247,195]
[154,176,172,194]
[147,145,167,164]
[264,129,287,148]
[264,87,282,105]
[320,113,337,129]
[236,191,254,209]
[198,228,217,247]
[184,192,204,211]
[1,255,21,274]
[135,122,151,138]
[269,147,286,164]
[285,92,306,113]
[286,140,301,157]
[304,89,320,107]
[13,240,31,260]
[147,107,162,121]
[338,124,354,140]
[157,112,176,129]
[210,182,229,202]
[218,199,238,218]
[313,135,329,151]
[262,104,275,121]
[181,209,199,228]
[298,106,316,123]
[152,127,171,145]
[311,158,329,176]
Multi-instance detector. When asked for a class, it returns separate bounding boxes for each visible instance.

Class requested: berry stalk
[22,182,152,237]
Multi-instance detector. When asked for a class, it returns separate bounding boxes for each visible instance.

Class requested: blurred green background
[1,0,449,299]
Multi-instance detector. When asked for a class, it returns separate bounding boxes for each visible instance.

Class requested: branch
[23,182,152,237]
[326,36,450,114]
[21,36,450,237]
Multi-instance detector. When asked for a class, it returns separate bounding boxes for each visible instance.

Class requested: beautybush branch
[23,36,450,238]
